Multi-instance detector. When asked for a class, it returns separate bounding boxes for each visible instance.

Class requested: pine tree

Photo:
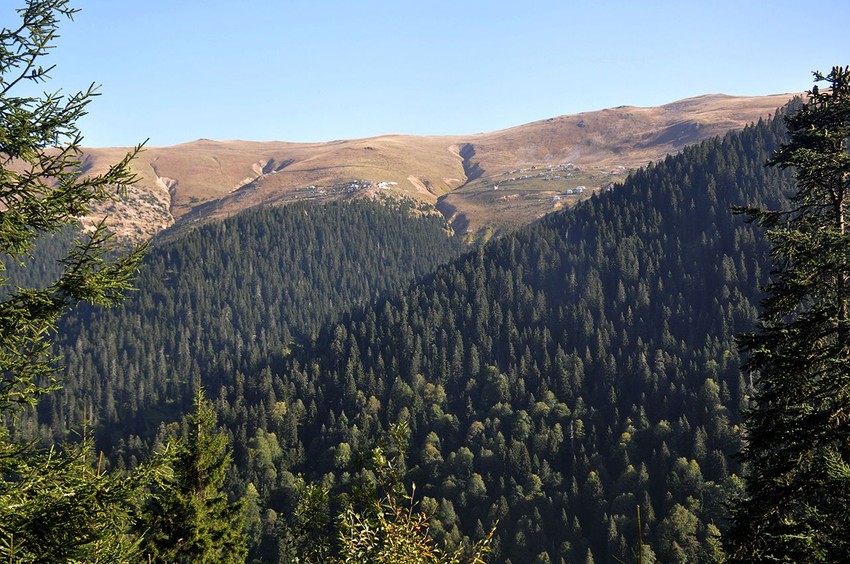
[726,66,850,561]
[0,1,153,560]
[139,388,247,563]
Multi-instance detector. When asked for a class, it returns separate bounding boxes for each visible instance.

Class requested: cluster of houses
[498,162,581,184]
[345,180,369,193]
[553,185,587,202]
[344,180,400,193]
[297,179,400,198]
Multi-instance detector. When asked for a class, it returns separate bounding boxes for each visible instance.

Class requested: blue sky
[10,0,849,147]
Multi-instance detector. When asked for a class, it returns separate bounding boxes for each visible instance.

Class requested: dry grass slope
[80,93,794,242]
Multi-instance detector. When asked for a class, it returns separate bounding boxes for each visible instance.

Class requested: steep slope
[80,93,793,242]
[37,100,800,561]
[209,108,792,562]
[20,200,465,447]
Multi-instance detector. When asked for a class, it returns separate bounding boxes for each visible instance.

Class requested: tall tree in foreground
[139,388,247,563]
[0,1,152,560]
[726,66,850,561]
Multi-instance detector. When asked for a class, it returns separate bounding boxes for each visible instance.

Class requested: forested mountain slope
[222,109,793,562]
[27,105,795,562]
[17,200,465,449]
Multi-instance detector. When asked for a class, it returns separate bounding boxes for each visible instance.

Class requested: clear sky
[9,0,850,147]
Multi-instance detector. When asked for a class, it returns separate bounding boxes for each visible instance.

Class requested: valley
[6,1,849,562]
[26,105,797,562]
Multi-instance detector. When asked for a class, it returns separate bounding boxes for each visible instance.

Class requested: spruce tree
[139,388,247,563]
[0,0,145,410]
[726,66,850,561]
[0,1,155,560]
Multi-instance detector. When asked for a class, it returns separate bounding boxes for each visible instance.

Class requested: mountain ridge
[80,92,795,242]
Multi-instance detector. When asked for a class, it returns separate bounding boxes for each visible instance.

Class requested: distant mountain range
[80,93,794,242]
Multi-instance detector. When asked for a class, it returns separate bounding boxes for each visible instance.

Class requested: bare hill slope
[81,93,794,241]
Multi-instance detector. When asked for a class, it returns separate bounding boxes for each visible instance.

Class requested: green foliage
[34,103,799,561]
[139,388,247,563]
[277,476,334,562]
[280,423,493,564]
[0,1,153,560]
[726,66,850,562]
[0,0,145,412]
[0,437,170,562]
[251,110,791,561]
[27,198,465,449]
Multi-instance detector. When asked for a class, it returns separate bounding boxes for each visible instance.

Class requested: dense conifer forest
[246,110,793,562]
[16,103,799,561]
[13,200,465,446]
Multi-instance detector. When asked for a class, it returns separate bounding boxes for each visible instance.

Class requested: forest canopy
[6,3,845,564]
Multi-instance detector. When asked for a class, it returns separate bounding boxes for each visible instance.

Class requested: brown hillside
[80,93,794,242]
